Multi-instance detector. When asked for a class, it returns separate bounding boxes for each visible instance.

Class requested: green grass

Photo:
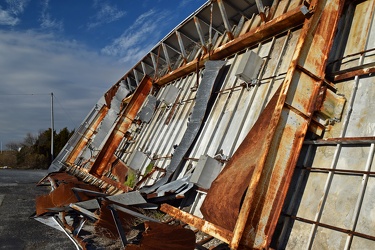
[145,162,154,174]
[124,170,136,188]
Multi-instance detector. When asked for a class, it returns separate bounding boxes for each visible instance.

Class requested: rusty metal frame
[37,0,372,249]
[230,0,344,248]
[66,105,109,165]
[89,76,153,177]
[160,204,233,244]
[304,136,375,145]
[157,0,345,249]
[155,3,307,86]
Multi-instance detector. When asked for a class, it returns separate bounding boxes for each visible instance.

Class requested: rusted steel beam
[290,215,375,242]
[66,105,108,165]
[302,167,375,176]
[89,76,153,177]
[333,65,375,81]
[304,136,375,145]
[160,204,233,244]
[328,47,375,66]
[201,85,283,232]
[228,0,345,248]
[155,4,307,86]
[210,4,306,61]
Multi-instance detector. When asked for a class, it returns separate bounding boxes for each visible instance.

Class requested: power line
[0,93,51,96]
[53,93,78,129]
[0,92,79,129]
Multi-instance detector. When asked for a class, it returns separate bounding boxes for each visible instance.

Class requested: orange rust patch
[48,172,80,184]
[36,181,102,215]
[200,86,281,231]
[111,159,129,184]
[126,221,195,250]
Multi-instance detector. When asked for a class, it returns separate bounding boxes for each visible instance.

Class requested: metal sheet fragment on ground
[126,221,196,250]
[35,181,102,215]
[106,191,147,205]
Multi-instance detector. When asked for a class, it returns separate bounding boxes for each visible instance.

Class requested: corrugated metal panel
[36,0,375,249]
[275,1,375,249]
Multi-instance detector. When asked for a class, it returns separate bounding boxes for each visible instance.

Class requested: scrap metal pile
[34,0,375,249]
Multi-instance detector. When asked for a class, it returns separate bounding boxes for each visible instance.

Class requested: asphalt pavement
[0,169,75,250]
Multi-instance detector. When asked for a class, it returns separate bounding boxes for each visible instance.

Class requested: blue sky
[0,0,206,147]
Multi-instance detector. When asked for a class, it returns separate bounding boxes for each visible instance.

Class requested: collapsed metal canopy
[35,0,375,249]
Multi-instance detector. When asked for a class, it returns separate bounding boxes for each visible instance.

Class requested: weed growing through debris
[124,170,136,188]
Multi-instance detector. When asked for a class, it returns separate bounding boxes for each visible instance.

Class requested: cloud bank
[0,30,125,145]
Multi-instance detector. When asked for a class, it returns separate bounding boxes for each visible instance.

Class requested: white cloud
[0,0,30,26]
[40,0,63,31]
[0,0,29,26]
[6,0,30,15]
[0,6,19,26]
[87,1,126,29]
[101,9,171,65]
[0,30,126,145]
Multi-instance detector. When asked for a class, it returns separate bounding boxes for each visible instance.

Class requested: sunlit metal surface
[34,0,375,249]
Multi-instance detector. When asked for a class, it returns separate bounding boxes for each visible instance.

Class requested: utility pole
[51,92,54,161]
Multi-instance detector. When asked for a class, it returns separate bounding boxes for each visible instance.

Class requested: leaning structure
[34,0,375,249]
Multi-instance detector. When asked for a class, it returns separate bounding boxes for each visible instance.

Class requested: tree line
[0,127,74,169]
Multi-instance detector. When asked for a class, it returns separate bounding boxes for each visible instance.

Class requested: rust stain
[32,0,356,248]
[160,203,233,244]
[264,128,306,234]
[334,66,375,81]
[242,123,307,248]
[126,221,196,250]
[90,76,153,177]
[36,181,102,215]
[155,4,307,86]
[314,85,327,112]
[199,86,281,232]
[111,158,129,184]
[231,0,345,248]
[48,172,81,184]
[66,105,108,165]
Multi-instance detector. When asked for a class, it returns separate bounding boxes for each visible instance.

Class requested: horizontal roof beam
[155,4,307,86]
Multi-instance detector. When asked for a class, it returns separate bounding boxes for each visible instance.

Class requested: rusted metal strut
[161,0,345,249]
